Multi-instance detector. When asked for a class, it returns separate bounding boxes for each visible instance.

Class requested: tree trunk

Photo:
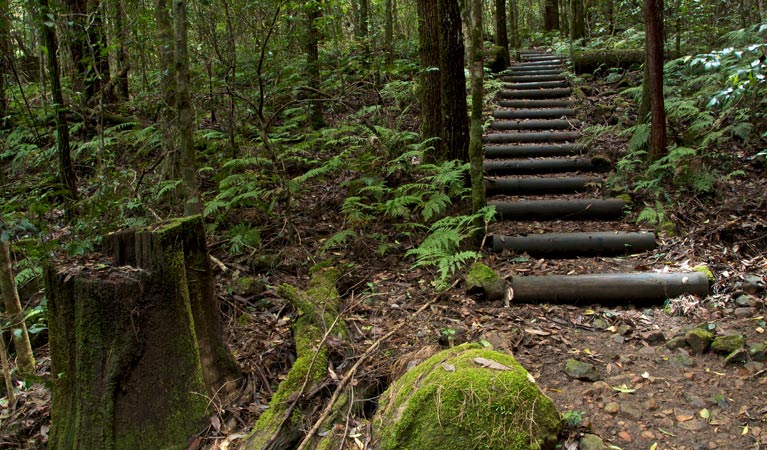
[417,0,443,160]
[469,0,485,214]
[509,0,520,53]
[173,0,200,216]
[39,0,77,215]
[114,0,130,100]
[0,0,8,123]
[46,216,240,450]
[305,1,325,129]
[543,0,560,31]
[155,0,179,180]
[64,0,113,104]
[385,0,394,64]
[438,0,469,162]
[759,0,766,22]
[358,0,369,39]
[0,241,35,376]
[644,0,667,162]
[495,0,510,68]
[570,0,586,40]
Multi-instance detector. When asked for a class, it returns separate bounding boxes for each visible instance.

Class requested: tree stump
[45,216,239,450]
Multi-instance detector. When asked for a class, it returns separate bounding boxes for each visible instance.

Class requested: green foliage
[561,410,585,428]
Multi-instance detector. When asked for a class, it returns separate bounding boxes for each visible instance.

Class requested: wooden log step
[484,143,586,158]
[484,131,579,144]
[503,74,566,82]
[490,231,656,256]
[515,59,564,66]
[499,88,572,99]
[509,272,709,305]
[503,80,569,89]
[493,109,575,119]
[511,64,563,72]
[523,55,566,62]
[498,99,576,108]
[485,176,602,195]
[491,198,626,220]
[507,69,565,76]
[484,157,611,175]
[490,119,579,131]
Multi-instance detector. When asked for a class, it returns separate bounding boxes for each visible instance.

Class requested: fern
[321,230,358,254]
[627,123,650,152]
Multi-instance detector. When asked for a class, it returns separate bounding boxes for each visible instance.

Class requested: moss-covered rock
[374,343,560,450]
[465,262,506,301]
[684,328,713,354]
[693,265,715,282]
[711,335,745,355]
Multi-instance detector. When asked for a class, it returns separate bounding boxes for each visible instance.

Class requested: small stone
[735,294,759,307]
[231,276,266,297]
[678,419,707,431]
[734,307,756,318]
[620,401,642,420]
[641,430,656,440]
[749,342,767,362]
[684,371,696,381]
[711,335,745,355]
[644,398,660,411]
[564,359,600,381]
[724,348,748,365]
[592,318,610,330]
[612,334,625,344]
[666,336,688,350]
[617,324,633,336]
[685,329,714,354]
[579,433,609,450]
[737,275,766,295]
[744,361,765,373]
[589,380,612,393]
[641,330,667,345]
[669,353,696,368]
[683,392,706,408]
[618,430,633,443]
[605,402,620,414]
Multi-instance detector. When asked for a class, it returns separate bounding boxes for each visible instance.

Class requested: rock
[669,353,696,368]
[231,276,266,297]
[644,398,660,411]
[641,330,666,345]
[620,401,642,420]
[604,402,620,414]
[736,275,765,295]
[618,430,633,443]
[734,294,759,307]
[685,328,713,354]
[465,262,506,301]
[564,359,600,381]
[693,265,715,282]
[616,324,633,336]
[724,348,748,365]
[592,318,610,329]
[748,342,767,362]
[579,433,610,450]
[683,392,706,408]
[678,419,707,431]
[641,430,656,440]
[666,335,688,350]
[710,335,745,355]
[373,343,561,450]
[734,307,756,318]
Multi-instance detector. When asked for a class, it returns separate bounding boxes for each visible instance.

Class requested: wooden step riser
[503,80,569,90]
[508,69,566,76]
[484,143,586,158]
[493,109,576,119]
[485,176,603,196]
[490,232,657,256]
[490,119,580,131]
[503,74,567,83]
[484,131,579,144]
[499,88,572,99]
[498,99,576,108]
[491,199,627,220]
[484,158,611,175]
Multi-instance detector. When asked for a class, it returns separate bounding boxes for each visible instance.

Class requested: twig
[295,279,460,450]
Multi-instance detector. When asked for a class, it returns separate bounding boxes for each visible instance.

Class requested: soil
[3,69,767,450]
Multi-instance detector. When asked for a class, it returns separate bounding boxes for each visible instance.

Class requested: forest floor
[2,77,767,450]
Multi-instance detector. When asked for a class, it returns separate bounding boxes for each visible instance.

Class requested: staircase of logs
[485,50,708,305]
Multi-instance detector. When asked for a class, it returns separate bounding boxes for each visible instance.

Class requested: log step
[503,74,567,82]
[523,56,566,62]
[484,143,586,158]
[509,272,709,305]
[504,80,569,90]
[490,119,579,131]
[490,231,657,256]
[499,88,572,99]
[499,99,576,108]
[508,69,565,76]
[485,176,602,195]
[493,109,576,119]
[491,198,626,220]
[484,131,579,144]
[484,157,611,175]
[511,64,564,72]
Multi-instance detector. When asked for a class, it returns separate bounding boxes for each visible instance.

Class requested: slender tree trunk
[114,0,130,100]
[223,0,238,156]
[0,241,35,376]
[385,0,394,64]
[509,0,520,53]
[305,0,325,129]
[39,0,77,214]
[644,0,666,162]
[173,0,199,216]
[543,0,559,31]
[0,330,14,405]
[156,0,178,179]
[495,0,510,67]
[64,0,113,103]
[570,0,585,40]
[417,0,443,160]
[759,0,765,22]
[469,0,486,214]
[358,0,369,39]
[0,0,9,123]
[438,0,469,162]
[606,0,615,34]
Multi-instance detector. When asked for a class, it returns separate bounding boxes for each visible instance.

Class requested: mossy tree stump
[45,216,240,450]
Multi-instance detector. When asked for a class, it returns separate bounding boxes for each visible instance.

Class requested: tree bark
[469,0,485,214]
[47,216,240,450]
[63,0,113,104]
[39,0,77,215]
[385,0,394,64]
[508,0,520,55]
[570,0,586,40]
[438,0,469,162]
[644,0,667,162]
[155,0,179,180]
[0,241,35,376]
[543,0,560,31]
[491,198,626,220]
[0,0,8,123]
[417,0,443,160]
[114,0,130,100]
[304,1,325,129]
[173,0,200,216]
[491,231,657,256]
[495,0,510,68]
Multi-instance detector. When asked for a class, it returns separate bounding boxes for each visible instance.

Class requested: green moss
[693,265,715,282]
[615,193,632,205]
[375,343,561,450]
[467,262,500,285]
